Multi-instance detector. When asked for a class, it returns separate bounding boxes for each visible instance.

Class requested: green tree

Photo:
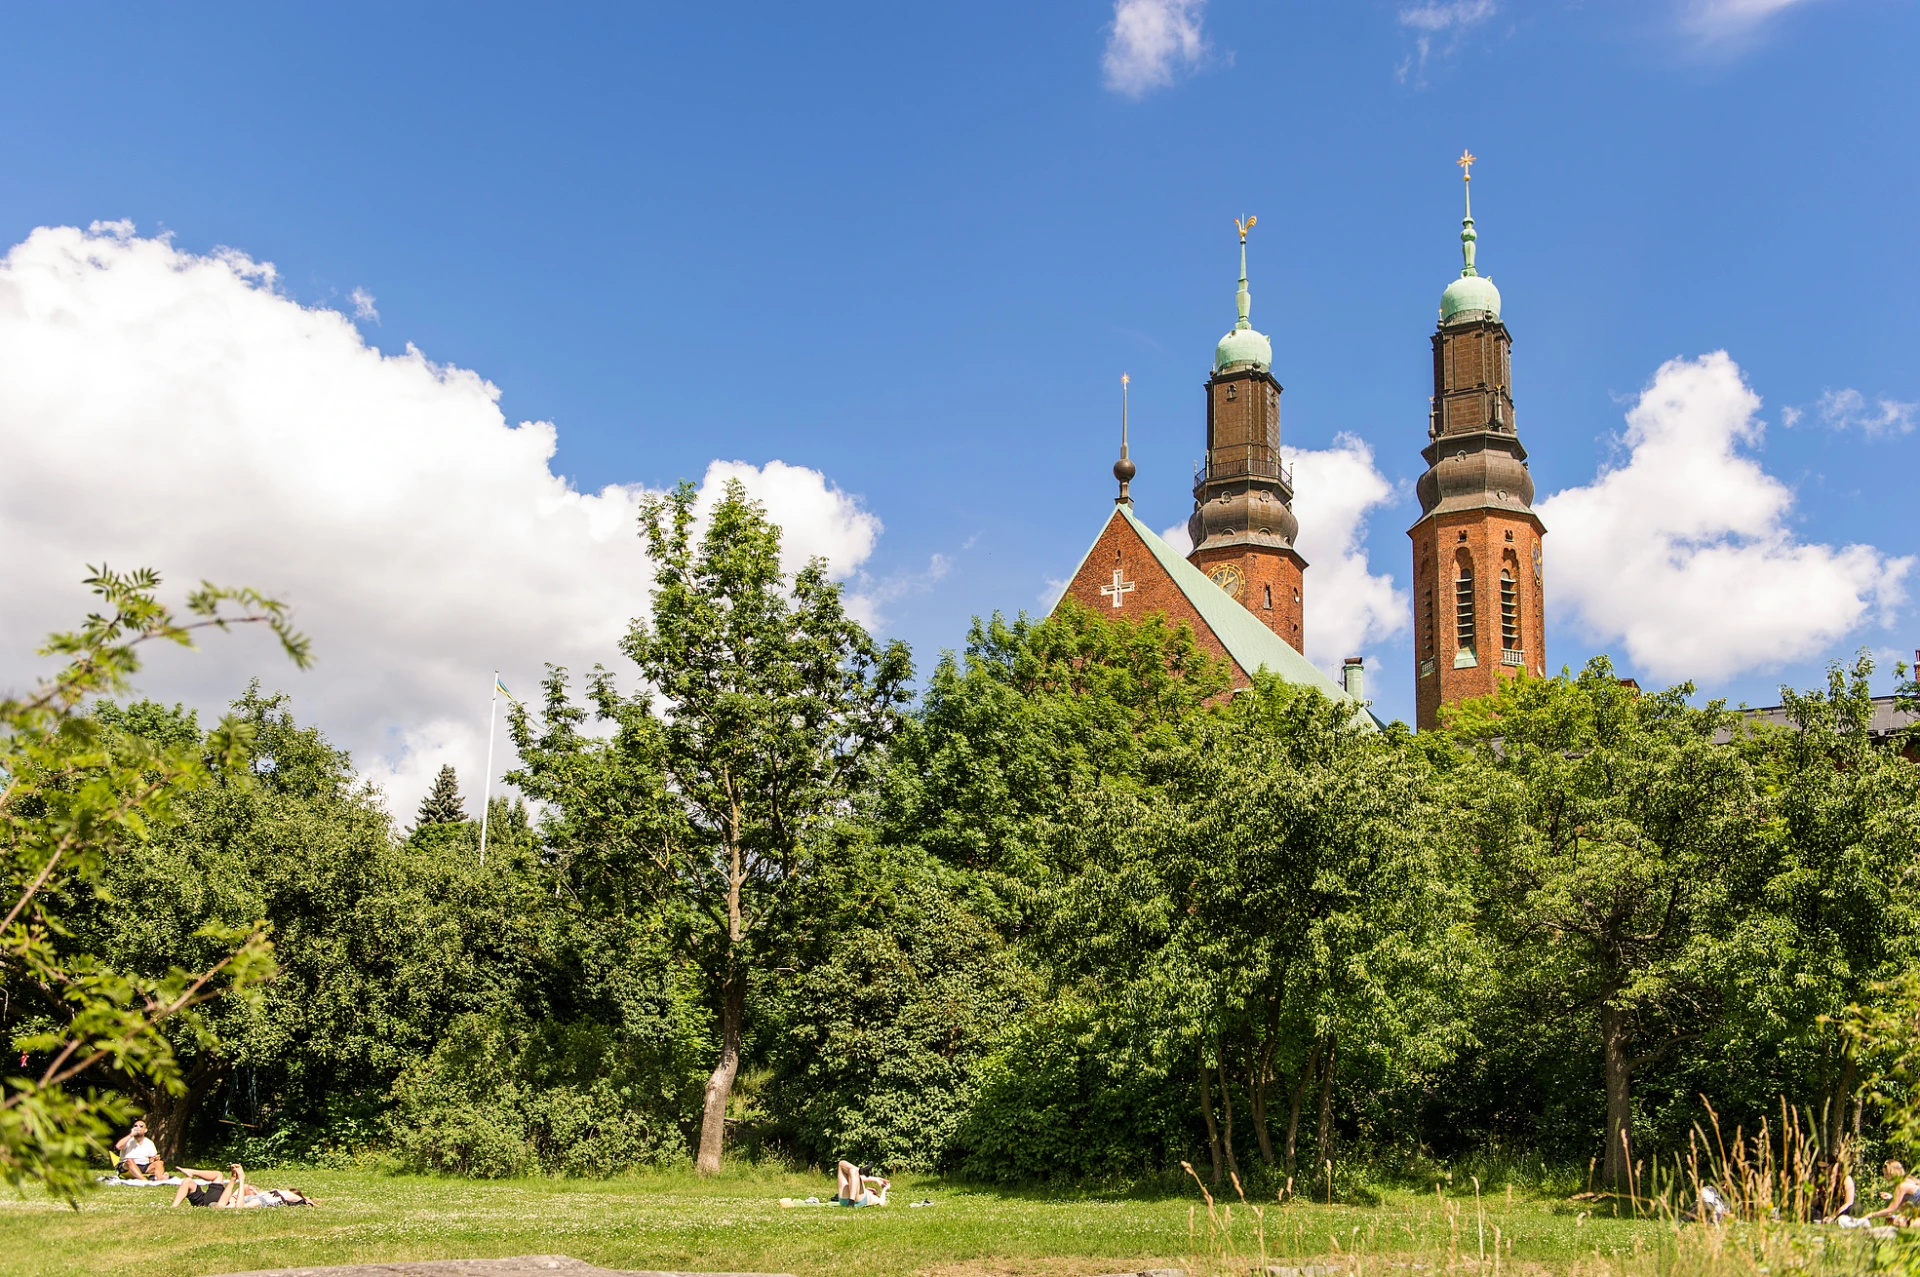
[883,601,1230,910]
[414,764,468,827]
[0,567,305,1196]
[1717,654,1920,1152]
[1450,658,1762,1191]
[758,837,1032,1171]
[1048,676,1471,1184]
[511,479,911,1173]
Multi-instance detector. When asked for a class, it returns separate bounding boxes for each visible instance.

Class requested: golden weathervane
[1235,215,1257,243]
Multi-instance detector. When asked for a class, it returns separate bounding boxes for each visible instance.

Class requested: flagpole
[479,670,498,868]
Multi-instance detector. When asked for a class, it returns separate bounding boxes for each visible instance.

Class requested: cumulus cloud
[1102,0,1207,98]
[349,287,379,322]
[1538,352,1911,683]
[1287,435,1409,671]
[1811,387,1918,438]
[1160,435,1407,675]
[0,224,882,817]
[1396,0,1496,83]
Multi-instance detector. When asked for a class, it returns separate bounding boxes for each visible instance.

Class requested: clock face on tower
[1208,563,1247,599]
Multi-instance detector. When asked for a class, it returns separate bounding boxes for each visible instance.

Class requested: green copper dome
[1215,228,1271,370]
[1441,272,1501,323]
[1215,324,1272,371]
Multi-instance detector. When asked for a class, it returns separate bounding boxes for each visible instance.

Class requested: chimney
[1342,656,1365,700]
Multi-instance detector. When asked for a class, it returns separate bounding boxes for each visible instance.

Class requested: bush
[387,1013,691,1177]
[950,997,1196,1183]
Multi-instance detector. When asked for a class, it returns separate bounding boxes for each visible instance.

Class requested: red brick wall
[1187,543,1306,653]
[1063,511,1257,685]
[1409,511,1546,730]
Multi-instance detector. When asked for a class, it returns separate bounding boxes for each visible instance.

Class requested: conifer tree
[415,764,467,826]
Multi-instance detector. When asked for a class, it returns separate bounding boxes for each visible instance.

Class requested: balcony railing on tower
[1193,446,1293,489]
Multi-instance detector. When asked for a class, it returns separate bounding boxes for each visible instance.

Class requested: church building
[1054,220,1373,728]
[1052,156,1543,732]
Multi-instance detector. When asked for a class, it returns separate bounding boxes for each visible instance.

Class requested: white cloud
[1399,0,1496,32]
[1287,436,1409,671]
[1538,352,1911,683]
[0,224,882,818]
[1162,436,1407,674]
[1102,0,1207,99]
[349,287,379,322]
[1397,0,1496,83]
[1813,387,1918,438]
[1681,0,1813,41]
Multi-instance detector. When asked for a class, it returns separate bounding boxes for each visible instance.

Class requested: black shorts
[186,1185,224,1208]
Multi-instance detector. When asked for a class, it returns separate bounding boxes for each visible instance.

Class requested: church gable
[1060,507,1249,680]
[1057,506,1367,725]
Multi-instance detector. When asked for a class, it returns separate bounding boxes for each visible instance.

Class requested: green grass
[0,1166,1860,1277]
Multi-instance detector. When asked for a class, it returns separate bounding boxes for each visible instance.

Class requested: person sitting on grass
[1815,1158,1857,1224]
[171,1164,316,1208]
[836,1160,889,1208]
[1863,1161,1920,1224]
[114,1120,166,1181]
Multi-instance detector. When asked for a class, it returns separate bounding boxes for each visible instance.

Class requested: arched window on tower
[1501,568,1519,651]
[1263,584,1273,610]
[1455,560,1475,654]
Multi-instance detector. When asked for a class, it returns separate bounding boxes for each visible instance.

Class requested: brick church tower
[1409,154,1546,731]
[1186,218,1308,653]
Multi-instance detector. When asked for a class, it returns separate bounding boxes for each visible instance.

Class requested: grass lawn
[0,1167,1856,1277]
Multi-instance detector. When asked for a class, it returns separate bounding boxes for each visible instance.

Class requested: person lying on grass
[171,1164,316,1208]
[835,1160,889,1207]
[776,1161,891,1208]
[114,1120,166,1181]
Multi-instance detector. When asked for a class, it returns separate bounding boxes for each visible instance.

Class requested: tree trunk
[1824,1051,1859,1153]
[1315,1032,1337,1168]
[1217,1045,1240,1181]
[1198,1041,1223,1185]
[1250,1030,1276,1168]
[1284,1039,1321,1180]
[1599,1004,1635,1192]
[695,968,744,1175]
[141,1053,225,1163]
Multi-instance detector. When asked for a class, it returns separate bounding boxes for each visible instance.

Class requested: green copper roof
[1215,232,1272,371]
[1215,326,1273,370]
[1053,506,1381,732]
[1441,272,1501,323]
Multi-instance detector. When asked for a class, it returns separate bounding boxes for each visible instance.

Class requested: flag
[495,675,520,706]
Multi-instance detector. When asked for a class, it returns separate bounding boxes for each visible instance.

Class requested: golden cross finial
[1235,215,1257,243]
[1121,372,1130,386]
[1457,149,1477,182]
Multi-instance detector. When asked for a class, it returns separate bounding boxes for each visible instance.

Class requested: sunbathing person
[172,1164,316,1208]
[170,1166,234,1208]
[114,1120,166,1181]
[835,1160,889,1207]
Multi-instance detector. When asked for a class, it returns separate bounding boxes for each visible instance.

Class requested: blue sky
[0,0,1913,764]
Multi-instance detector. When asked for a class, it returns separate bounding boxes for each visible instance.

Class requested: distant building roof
[1717,695,1917,746]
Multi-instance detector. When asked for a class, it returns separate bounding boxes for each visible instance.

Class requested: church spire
[1457,149,1478,277]
[1215,216,1272,371]
[1113,372,1136,505]
[1234,214,1256,329]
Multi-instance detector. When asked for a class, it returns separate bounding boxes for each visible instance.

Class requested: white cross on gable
[1100,568,1136,609]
